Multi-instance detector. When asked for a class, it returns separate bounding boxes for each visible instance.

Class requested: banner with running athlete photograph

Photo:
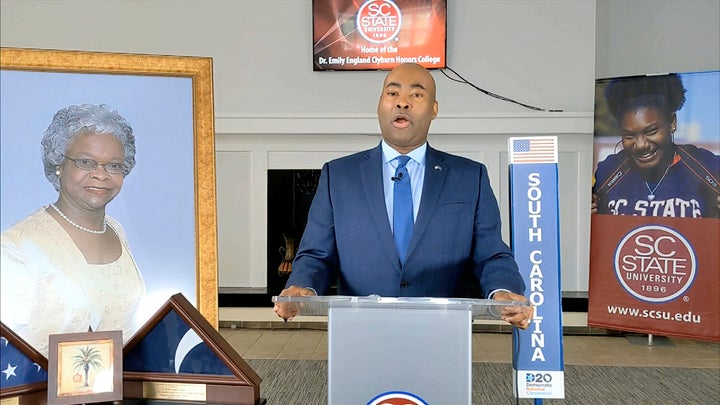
[588,70,720,342]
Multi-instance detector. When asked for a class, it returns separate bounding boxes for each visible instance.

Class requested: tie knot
[396,155,411,168]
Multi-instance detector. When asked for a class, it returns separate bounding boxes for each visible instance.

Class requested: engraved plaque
[142,381,206,401]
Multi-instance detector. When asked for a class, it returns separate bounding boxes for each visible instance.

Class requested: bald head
[382,63,437,102]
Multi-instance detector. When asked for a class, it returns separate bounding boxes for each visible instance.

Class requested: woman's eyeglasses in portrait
[64,156,128,175]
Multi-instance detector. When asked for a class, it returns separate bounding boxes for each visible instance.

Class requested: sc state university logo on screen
[614,225,697,303]
[357,0,402,44]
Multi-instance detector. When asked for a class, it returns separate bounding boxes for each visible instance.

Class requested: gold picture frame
[47,330,122,405]
[0,47,218,327]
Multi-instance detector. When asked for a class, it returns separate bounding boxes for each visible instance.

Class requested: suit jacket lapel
[360,145,402,267]
[407,146,447,259]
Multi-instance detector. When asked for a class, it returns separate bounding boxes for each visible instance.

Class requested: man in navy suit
[275,63,532,329]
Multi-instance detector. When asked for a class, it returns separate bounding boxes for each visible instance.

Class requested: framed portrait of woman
[0,47,218,351]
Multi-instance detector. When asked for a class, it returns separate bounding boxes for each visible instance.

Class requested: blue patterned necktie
[393,155,413,265]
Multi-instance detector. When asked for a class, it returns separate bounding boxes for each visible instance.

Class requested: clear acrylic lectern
[272,295,527,405]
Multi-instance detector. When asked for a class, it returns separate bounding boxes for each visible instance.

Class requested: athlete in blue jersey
[592,74,720,218]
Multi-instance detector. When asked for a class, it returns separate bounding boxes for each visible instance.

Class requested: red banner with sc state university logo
[588,215,719,341]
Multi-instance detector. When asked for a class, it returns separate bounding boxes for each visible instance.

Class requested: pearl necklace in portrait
[50,203,107,235]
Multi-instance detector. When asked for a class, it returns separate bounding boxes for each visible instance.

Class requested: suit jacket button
[400,281,409,288]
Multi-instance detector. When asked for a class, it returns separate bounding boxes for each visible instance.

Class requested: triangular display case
[1,322,49,404]
[122,293,263,405]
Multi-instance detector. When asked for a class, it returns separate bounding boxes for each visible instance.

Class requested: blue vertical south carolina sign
[509,136,565,399]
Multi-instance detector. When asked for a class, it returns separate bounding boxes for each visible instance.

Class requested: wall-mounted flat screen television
[313,0,447,71]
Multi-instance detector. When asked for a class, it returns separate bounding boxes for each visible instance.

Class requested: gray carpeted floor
[246,359,719,405]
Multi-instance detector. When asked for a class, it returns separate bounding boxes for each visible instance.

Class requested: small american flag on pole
[509,136,558,164]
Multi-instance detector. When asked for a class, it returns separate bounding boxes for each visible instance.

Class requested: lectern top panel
[271,295,529,319]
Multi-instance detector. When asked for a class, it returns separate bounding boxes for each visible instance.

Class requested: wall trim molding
[215,112,594,135]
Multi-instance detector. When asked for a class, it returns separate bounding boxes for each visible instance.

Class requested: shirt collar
[381,140,427,166]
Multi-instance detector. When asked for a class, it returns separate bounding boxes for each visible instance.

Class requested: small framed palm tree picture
[47,330,122,405]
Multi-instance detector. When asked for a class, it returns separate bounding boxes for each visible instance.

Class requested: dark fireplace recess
[219,170,321,307]
[266,170,321,297]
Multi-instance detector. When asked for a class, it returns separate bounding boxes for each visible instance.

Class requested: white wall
[595,0,720,78]
[5,0,714,294]
[0,0,596,119]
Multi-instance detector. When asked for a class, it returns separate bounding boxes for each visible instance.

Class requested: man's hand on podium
[492,291,534,330]
[273,285,317,321]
